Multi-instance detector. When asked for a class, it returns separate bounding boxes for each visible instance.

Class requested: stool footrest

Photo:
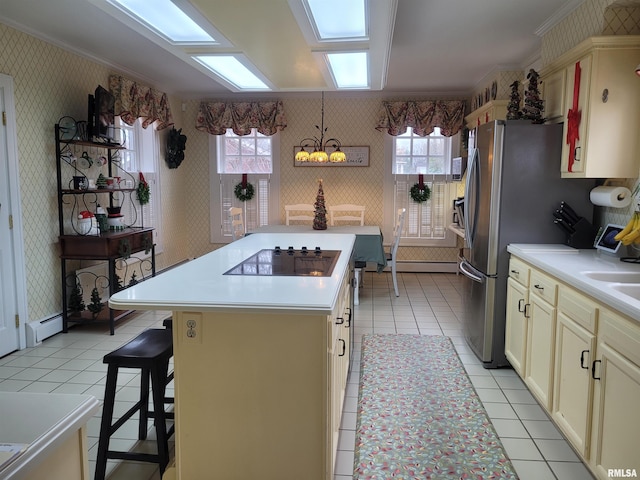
[107,450,165,464]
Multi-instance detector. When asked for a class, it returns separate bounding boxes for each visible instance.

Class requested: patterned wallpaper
[0,23,187,322]
[5,0,640,324]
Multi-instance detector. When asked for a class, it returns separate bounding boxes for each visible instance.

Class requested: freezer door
[459,258,495,364]
[465,122,504,276]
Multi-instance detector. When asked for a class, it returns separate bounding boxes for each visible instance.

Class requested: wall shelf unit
[55,122,155,335]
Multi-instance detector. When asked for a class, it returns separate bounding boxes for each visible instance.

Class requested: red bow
[566,62,582,172]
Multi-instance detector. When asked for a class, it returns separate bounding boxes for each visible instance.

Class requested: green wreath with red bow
[234,174,254,202]
[410,175,431,203]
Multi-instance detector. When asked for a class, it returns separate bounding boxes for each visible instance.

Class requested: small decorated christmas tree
[87,287,103,319]
[522,69,545,124]
[313,179,328,230]
[506,80,522,120]
[68,281,85,314]
[128,272,139,287]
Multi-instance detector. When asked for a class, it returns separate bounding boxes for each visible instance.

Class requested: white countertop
[0,392,99,479]
[109,233,356,315]
[508,244,640,321]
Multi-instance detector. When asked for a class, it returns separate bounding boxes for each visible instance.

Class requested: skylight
[326,52,369,88]
[109,0,216,44]
[193,55,271,91]
[305,0,367,40]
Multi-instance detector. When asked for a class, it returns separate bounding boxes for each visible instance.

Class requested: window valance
[108,75,173,130]
[195,100,287,136]
[375,100,465,137]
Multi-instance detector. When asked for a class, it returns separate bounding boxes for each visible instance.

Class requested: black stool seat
[162,317,173,329]
[95,329,174,480]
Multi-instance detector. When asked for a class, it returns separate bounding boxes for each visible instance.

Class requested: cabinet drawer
[558,285,598,334]
[59,228,154,259]
[509,257,530,288]
[530,269,558,305]
[600,308,640,367]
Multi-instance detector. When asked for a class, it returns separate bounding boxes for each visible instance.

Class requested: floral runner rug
[354,334,518,479]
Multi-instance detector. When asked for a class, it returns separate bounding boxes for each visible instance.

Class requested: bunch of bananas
[614,212,640,245]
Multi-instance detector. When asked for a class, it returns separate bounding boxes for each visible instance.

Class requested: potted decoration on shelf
[506,80,522,120]
[522,69,545,124]
[68,282,85,314]
[87,287,103,319]
[96,173,107,189]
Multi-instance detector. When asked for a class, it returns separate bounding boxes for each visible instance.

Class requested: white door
[0,75,21,356]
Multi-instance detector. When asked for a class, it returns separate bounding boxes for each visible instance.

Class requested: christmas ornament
[506,80,522,120]
[313,179,328,230]
[522,69,545,124]
[234,174,254,202]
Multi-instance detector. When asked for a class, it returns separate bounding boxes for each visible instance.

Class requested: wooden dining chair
[328,204,365,226]
[228,207,245,241]
[388,208,406,297]
[284,204,315,225]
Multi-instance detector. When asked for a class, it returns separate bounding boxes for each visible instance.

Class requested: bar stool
[95,328,174,480]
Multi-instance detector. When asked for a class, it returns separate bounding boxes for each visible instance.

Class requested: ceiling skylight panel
[109,0,216,44]
[326,52,369,88]
[305,0,367,40]
[193,55,271,91]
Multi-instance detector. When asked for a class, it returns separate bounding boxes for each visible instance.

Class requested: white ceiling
[0,0,585,98]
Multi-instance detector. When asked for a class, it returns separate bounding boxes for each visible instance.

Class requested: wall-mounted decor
[294,146,369,167]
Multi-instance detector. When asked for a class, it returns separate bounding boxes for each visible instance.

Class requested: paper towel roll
[589,186,632,208]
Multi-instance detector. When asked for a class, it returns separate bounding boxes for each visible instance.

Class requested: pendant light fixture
[295,92,346,163]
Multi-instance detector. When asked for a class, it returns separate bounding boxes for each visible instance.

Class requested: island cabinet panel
[170,266,352,480]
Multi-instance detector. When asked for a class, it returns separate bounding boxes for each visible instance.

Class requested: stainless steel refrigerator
[459,120,595,368]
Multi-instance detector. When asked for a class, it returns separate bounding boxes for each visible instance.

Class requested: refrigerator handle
[464,147,479,249]
[459,258,485,283]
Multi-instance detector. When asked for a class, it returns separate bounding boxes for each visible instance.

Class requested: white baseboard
[25,313,63,348]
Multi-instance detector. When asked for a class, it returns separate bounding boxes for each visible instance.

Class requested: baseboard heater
[26,313,63,347]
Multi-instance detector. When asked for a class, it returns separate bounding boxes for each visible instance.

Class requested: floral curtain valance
[375,100,465,137]
[108,74,173,130]
[195,100,287,136]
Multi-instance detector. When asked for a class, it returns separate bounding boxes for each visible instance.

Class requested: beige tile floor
[0,272,594,480]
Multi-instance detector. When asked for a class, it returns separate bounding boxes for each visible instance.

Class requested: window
[115,117,162,252]
[210,128,280,242]
[383,127,458,247]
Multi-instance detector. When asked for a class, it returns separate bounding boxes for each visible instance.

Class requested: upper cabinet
[464,100,508,129]
[540,36,640,178]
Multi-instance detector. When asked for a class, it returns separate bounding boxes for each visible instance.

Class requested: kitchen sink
[611,284,640,301]
[582,271,640,283]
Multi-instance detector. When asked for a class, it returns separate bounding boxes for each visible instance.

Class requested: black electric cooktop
[224,246,341,277]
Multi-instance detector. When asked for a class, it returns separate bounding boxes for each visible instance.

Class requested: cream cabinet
[552,286,598,458]
[464,100,508,129]
[508,253,640,480]
[171,263,353,480]
[589,308,640,480]
[524,269,558,411]
[505,257,530,376]
[539,36,640,178]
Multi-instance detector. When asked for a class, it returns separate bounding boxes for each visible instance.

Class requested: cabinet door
[590,342,640,480]
[542,68,566,123]
[505,277,528,377]
[525,292,556,410]
[561,54,592,175]
[552,312,596,457]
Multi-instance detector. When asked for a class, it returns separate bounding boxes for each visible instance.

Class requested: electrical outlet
[183,314,202,343]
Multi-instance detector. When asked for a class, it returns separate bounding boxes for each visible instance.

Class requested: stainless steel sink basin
[611,284,640,301]
[582,271,640,283]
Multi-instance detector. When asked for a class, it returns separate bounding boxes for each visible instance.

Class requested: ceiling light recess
[326,51,369,89]
[304,0,368,41]
[108,0,219,44]
[193,55,272,91]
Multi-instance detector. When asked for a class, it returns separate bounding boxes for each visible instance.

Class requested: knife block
[566,218,599,249]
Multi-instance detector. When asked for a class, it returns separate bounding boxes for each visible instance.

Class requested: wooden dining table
[249,225,387,305]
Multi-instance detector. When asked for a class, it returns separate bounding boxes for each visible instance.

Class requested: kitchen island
[109,233,356,480]
[0,392,99,480]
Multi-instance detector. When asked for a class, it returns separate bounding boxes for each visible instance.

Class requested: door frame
[1,73,28,350]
